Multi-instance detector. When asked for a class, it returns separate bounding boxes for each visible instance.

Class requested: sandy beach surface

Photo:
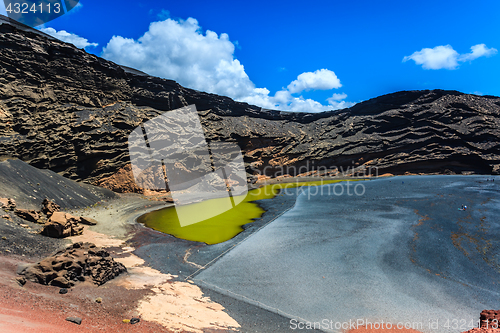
[194,175,500,333]
[1,174,498,332]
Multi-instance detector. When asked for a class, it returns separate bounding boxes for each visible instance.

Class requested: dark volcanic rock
[0,20,499,191]
[66,317,82,325]
[0,159,116,210]
[20,242,127,287]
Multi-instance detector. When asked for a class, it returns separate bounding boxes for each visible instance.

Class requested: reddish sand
[0,255,178,333]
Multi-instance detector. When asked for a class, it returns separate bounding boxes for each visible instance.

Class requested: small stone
[79,216,98,225]
[59,288,68,294]
[122,319,130,323]
[20,224,30,229]
[15,277,26,286]
[130,318,140,325]
[66,317,82,325]
[95,297,102,303]
[2,236,6,240]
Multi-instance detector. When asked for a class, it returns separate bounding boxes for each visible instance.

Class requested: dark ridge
[0,20,499,192]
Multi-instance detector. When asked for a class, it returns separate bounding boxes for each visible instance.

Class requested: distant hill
[0,19,499,192]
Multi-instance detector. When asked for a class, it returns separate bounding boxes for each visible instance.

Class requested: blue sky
[2,0,499,112]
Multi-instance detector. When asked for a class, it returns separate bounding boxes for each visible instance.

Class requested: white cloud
[39,27,98,49]
[403,43,497,70]
[327,92,348,102]
[403,45,459,70]
[102,17,255,101]
[287,69,342,94]
[459,44,497,62]
[102,17,353,112]
[241,88,355,113]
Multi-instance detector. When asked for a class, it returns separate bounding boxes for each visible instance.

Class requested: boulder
[20,242,126,287]
[14,209,42,223]
[41,198,60,218]
[41,212,83,238]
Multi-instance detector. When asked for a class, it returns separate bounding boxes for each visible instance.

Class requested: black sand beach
[193,176,500,333]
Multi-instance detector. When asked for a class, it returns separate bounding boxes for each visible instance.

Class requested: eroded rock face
[20,242,126,287]
[0,22,499,193]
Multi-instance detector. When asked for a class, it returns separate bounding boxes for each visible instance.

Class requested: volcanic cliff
[0,18,499,192]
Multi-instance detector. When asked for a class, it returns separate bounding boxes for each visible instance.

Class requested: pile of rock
[1,197,98,238]
[20,242,126,288]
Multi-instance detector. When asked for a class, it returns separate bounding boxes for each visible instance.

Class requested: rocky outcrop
[0,21,499,192]
[41,198,60,218]
[20,242,127,287]
[41,211,83,238]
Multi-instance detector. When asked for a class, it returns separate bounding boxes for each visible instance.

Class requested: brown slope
[0,21,499,193]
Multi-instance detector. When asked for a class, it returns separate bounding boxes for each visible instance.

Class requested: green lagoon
[137,180,354,244]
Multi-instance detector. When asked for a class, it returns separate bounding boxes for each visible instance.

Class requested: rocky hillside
[0,20,499,192]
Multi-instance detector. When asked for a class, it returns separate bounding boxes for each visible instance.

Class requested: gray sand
[194,176,500,333]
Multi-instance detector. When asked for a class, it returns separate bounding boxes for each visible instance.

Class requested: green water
[137,180,353,244]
